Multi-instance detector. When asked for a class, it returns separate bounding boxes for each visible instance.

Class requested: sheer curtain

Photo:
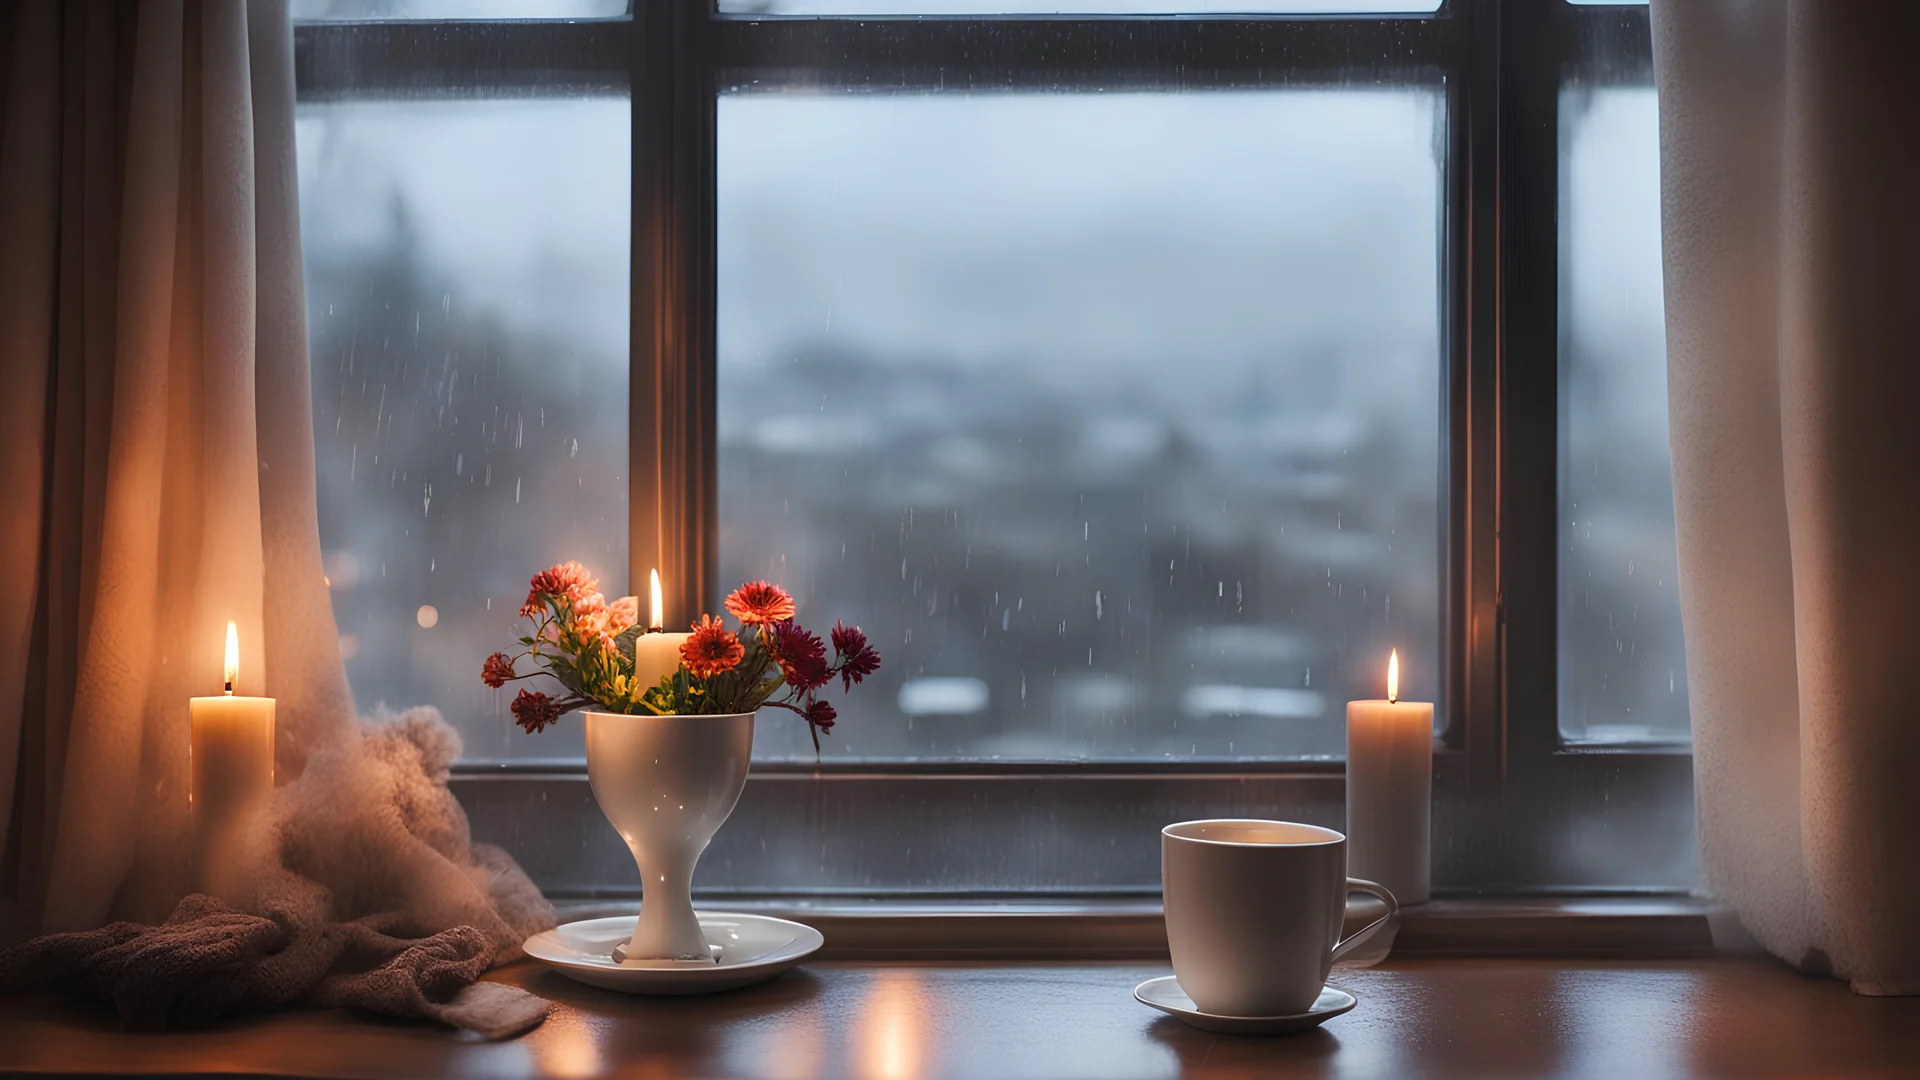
[0,0,546,953]
[1653,0,1920,995]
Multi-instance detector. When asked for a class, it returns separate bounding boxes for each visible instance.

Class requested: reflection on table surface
[4,958,1918,1079]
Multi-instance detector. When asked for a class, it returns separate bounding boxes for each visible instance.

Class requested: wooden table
[3,958,1916,1078]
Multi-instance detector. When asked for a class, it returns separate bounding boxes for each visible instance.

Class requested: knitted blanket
[0,708,555,1038]
[0,893,546,1039]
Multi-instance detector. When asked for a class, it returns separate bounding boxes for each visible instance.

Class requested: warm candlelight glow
[857,971,926,1080]
[223,621,239,695]
[649,568,665,632]
[1387,649,1399,704]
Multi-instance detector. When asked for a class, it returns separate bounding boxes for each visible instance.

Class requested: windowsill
[11,953,1910,1080]
[551,894,1718,961]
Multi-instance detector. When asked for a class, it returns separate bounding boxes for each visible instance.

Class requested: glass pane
[719,90,1445,762]
[1558,83,1688,745]
[298,98,630,762]
[294,0,628,19]
[723,1,1440,11]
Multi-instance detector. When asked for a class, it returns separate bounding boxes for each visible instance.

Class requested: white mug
[1162,819,1397,1017]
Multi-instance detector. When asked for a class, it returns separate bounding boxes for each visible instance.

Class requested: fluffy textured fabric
[273,708,555,963]
[0,708,554,1036]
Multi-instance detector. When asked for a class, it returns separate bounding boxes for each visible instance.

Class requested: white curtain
[0,0,547,952]
[1653,1,1920,995]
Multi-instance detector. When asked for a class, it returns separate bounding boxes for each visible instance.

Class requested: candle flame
[649,569,664,632]
[1387,649,1399,704]
[224,621,239,695]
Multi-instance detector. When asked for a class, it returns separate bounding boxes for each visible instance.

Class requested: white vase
[583,710,755,963]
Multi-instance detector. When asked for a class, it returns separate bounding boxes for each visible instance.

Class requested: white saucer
[1134,976,1356,1035]
[524,914,824,995]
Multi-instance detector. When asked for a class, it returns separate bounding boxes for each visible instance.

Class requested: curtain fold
[1,0,549,954]
[1654,0,1920,995]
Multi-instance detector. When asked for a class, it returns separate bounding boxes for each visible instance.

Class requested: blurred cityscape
[1558,85,1691,745]
[295,83,1682,762]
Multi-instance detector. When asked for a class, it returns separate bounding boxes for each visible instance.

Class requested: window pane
[298,98,630,762]
[293,0,628,19]
[722,1,1440,11]
[719,90,1444,762]
[1558,83,1688,745]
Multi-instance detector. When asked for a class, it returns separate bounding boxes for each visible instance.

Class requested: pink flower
[606,595,640,636]
[681,614,745,679]
[481,651,516,689]
[804,698,837,733]
[831,621,881,691]
[521,560,598,617]
[571,592,611,640]
[724,580,797,626]
[510,689,561,734]
[770,620,830,691]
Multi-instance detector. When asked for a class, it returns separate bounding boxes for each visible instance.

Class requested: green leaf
[613,624,642,662]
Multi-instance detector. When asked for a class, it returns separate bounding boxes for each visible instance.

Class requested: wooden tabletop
[2,957,1916,1078]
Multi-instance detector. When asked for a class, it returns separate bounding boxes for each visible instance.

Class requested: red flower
[681,614,745,679]
[724,580,796,626]
[510,689,561,734]
[769,620,830,691]
[481,651,517,689]
[804,698,837,733]
[521,560,598,617]
[830,621,881,691]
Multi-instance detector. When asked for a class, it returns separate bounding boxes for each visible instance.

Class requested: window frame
[293,0,1692,899]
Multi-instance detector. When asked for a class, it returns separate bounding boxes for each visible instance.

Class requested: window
[294,0,1699,900]
[299,97,630,762]
[719,89,1444,762]
[1556,5,1685,747]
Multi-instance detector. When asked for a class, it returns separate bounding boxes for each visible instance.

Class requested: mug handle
[1330,878,1399,963]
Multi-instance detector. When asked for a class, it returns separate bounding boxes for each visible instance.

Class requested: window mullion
[713,14,1458,91]
[631,0,717,614]
[292,19,629,102]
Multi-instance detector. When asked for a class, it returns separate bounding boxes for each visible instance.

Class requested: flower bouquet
[484,562,882,966]
[482,562,880,752]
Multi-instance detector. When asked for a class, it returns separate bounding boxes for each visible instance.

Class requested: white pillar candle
[189,622,275,903]
[1346,650,1433,905]
[631,569,692,689]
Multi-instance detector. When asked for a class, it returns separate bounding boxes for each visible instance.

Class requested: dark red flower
[724,580,797,625]
[769,620,830,691]
[680,613,745,679]
[830,621,881,691]
[481,651,517,689]
[510,688,561,734]
[804,698,837,733]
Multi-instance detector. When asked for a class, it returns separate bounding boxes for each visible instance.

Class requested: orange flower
[724,580,796,625]
[606,595,640,636]
[681,614,745,679]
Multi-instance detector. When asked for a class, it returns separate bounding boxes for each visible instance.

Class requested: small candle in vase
[631,569,692,688]
[1346,650,1433,905]
[189,622,276,902]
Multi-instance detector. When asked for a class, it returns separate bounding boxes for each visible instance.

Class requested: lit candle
[1346,650,1433,905]
[631,569,692,690]
[189,622,276,902]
